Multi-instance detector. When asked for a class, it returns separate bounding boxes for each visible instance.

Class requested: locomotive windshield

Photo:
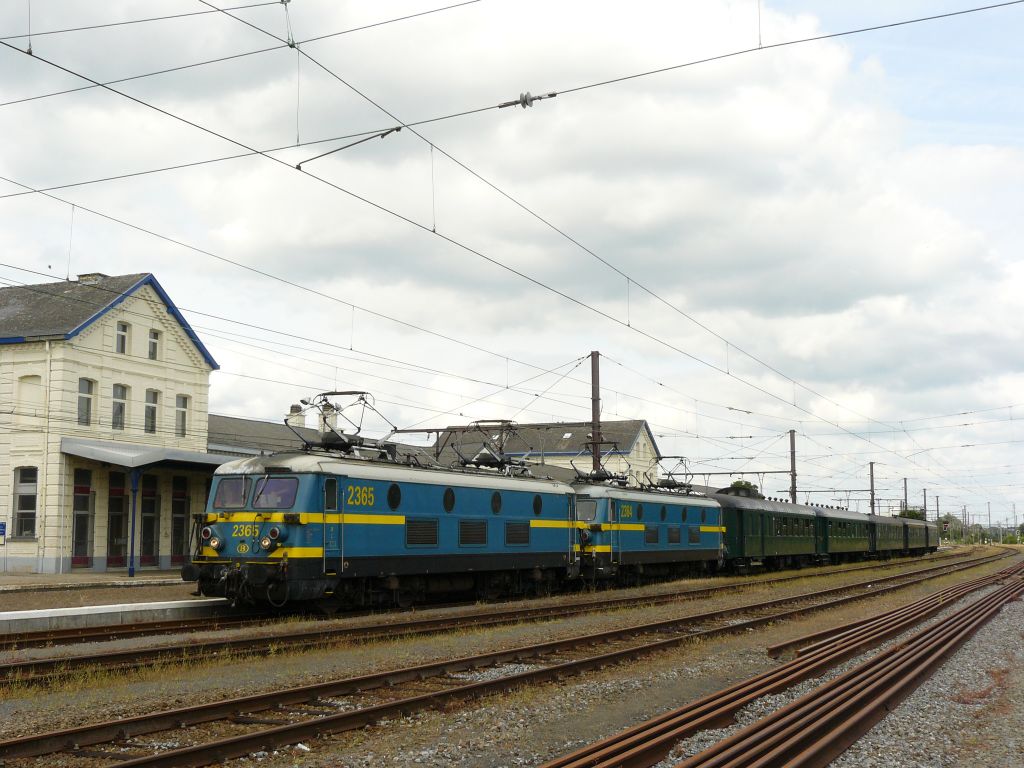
[577,499,597,521]
[213,476,251,509]
[252,477,299,509]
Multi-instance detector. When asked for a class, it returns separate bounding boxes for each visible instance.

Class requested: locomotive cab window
[324,478,338,511]
[253,477,298,509]
[576,499,597,521]
[213,477,251,509]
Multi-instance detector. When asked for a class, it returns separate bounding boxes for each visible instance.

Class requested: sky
[0,1,1021,525]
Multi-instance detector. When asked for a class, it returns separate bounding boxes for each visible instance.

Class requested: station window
[175,395,189,437]
[148,330,160,360]
[14,466,38,537]
[115,322,129,354]
[145,390,159,434]
[112,384,128,430]
[77,378,94,425]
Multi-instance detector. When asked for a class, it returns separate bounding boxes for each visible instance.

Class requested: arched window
[145,390,159,433]
[112,384,128,431]
[78,378,95,425]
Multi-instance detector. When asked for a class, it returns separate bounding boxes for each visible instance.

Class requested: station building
[431,419,662,485]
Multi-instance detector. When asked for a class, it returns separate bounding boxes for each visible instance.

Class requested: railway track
[0,550,1001,686]
[0,547,975,652]
[672,563,1024,768]
[0,552,1013,767]
[541,559,1024,768]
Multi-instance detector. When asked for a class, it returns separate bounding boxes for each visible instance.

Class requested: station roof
[0,272,218,369]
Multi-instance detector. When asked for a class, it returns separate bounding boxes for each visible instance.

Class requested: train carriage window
[660,505,667,522]
[637,504,644,521]
[213,477,251,509]
[644,526,658,544]
[443,487,455,513]
[533,495,543,516]
[324,478,338,511]
[688,526,701,544]
[387,483,402,511]
[668,526,681,544]
[491,491,502,515]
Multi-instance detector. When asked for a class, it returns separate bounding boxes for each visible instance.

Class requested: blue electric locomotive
[574,484,724,580]
[182,393,938,607]
[185,451,580,606]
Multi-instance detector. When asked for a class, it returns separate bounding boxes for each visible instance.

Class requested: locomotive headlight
[259,536,275,551]
[200,526,213,540]
[208,536,223,551]
[268,526,287,542]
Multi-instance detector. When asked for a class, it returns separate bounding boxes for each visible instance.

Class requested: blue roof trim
[64,274,219,370]
[0,336,27,344]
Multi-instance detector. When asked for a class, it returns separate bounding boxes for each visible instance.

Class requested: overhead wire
[3,6,1018,505]
[5,0,1014,450]
[0,2,280,40]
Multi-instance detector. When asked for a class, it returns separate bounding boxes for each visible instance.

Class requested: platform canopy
[60,437,230,470]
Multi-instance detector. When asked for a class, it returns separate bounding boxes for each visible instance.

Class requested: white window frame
[14,466,38,538]
[78,378,95,426]
[112,383,128,431]
[145,389,159,434]
[115,321,129,354]
[175,394,189,437]
[148,329,160,360]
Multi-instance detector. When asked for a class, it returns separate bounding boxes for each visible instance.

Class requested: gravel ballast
[0,549,1018,768]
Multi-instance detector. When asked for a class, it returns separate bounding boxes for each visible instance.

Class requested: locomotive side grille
[505,521,530,546]
[459,520,487,546]
[644,526,658,545]
[406,518,438,546]
[668,526,681,544]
